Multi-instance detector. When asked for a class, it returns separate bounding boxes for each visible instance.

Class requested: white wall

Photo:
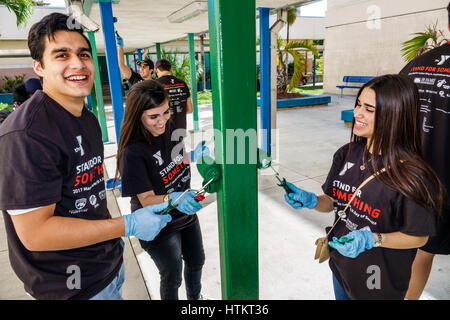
[323,0,449,95]
[0,6,66,40]
[256,14,326,40]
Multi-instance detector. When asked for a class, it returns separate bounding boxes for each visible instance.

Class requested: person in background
[12,78,42,109]
[115,32,154,86]
[400,1,450,300]
[155,58,193,137]
[283,74,442,300]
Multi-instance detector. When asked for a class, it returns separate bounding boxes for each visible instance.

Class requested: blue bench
[336,76,375,97]
[341,109,354,123]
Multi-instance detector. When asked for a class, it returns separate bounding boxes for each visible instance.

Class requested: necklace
[360,149,371,171]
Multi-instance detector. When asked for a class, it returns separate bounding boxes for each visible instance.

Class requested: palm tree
[0,0,34,27]
[277,36,319,94]
[401,21,448,62]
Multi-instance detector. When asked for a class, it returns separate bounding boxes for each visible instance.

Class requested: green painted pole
[90,86,98,117]
[207,0,258,299]
[188,33,199,132]
[125,52,130,68]
[156,42,162,60]
[88,31,109,142]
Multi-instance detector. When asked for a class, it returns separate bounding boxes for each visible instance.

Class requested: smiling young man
[115,33,154,86]
[0,13,171,300]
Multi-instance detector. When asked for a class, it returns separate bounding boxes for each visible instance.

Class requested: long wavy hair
[114,80,169,183]
[349,74,443,215]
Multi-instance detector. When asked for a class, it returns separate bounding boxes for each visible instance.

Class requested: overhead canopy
[85,0,316,53]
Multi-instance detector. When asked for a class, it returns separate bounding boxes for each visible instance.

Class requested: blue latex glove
[170,190,202,215]
[115,32,124,48]
[190,140,210,162]
[123,202,172,241]
[328,230,375,258]
[283,181,318,209]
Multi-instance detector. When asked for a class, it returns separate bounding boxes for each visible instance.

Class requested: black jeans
[142,219,205,300]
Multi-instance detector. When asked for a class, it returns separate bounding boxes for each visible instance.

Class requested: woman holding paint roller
[282,74,443,300]
[114,80,210,300]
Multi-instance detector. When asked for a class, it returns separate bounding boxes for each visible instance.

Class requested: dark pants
[143,219,205,300]
[332,273,350,300]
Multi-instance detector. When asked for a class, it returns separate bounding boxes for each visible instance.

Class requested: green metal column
[88,31,109,142]
[188,33,199,132]
[207,0,258,299]
[156,42,162,60]
[90,86,98,116]
[125,52,130,68]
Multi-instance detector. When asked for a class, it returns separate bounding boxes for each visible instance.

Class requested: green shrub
[1,74,26,93]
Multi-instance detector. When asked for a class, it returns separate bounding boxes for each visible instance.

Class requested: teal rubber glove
[115,32,124,48]
[283,181,318,209]
[170,190,202,215]
[190,140,210,162]
[328,230,375,258]
[124,202,172,241]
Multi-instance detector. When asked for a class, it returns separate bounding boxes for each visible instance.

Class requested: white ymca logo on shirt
[435,55,450,65]
[74,135,85,156]
[339,162,355,176]
[153,151,164,166]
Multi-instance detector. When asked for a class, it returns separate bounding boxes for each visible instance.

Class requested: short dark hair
[28,12,92,66]
[12,84,29,106]
[155,59,172,72]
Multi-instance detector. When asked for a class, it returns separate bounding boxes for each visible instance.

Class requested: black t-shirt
[0,91,123,300]
[400,43,450,200]
[128,69,144,86]
[156,75,191,132]
[119,128,196,242]
[322,142,436,299]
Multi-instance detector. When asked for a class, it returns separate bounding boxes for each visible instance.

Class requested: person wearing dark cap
[116,33,154,86]
[24,78,42,95]
[155,58,193,136]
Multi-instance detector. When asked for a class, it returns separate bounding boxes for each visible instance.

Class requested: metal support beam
[125,52,130,68]
[88,31,109,142]
[156,43,162,60]
[188,33,199,132]
[269,10,286,158]
[258,7,271,155]
[98,0,123,143]
[208,0,258,300]
[313,54,316,86]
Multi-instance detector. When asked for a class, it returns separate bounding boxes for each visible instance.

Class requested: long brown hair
[114,80,169,183]
[349,74,443,215]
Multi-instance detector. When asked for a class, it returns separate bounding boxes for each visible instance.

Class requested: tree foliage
[0,0,34,27]
[401,21,448,62]
[277,37,319,93]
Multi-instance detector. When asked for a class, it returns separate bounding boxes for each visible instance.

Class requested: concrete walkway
[1,93,449,300]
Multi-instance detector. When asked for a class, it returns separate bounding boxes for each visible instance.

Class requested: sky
[300,0,327,17]
[45,0,65,7]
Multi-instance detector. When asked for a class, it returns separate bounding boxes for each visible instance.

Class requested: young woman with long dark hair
[283,74,443,299]
[115,80,209,300]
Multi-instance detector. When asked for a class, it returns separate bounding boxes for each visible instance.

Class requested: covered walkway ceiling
[86,0,316,53]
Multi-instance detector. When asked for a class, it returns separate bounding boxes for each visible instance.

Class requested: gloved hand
[328,230,375,258]
[123,202,172,241]
[115,32,124,48]
[170,190,202,215]
[283,181,318,209]
[190,140,210,162]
